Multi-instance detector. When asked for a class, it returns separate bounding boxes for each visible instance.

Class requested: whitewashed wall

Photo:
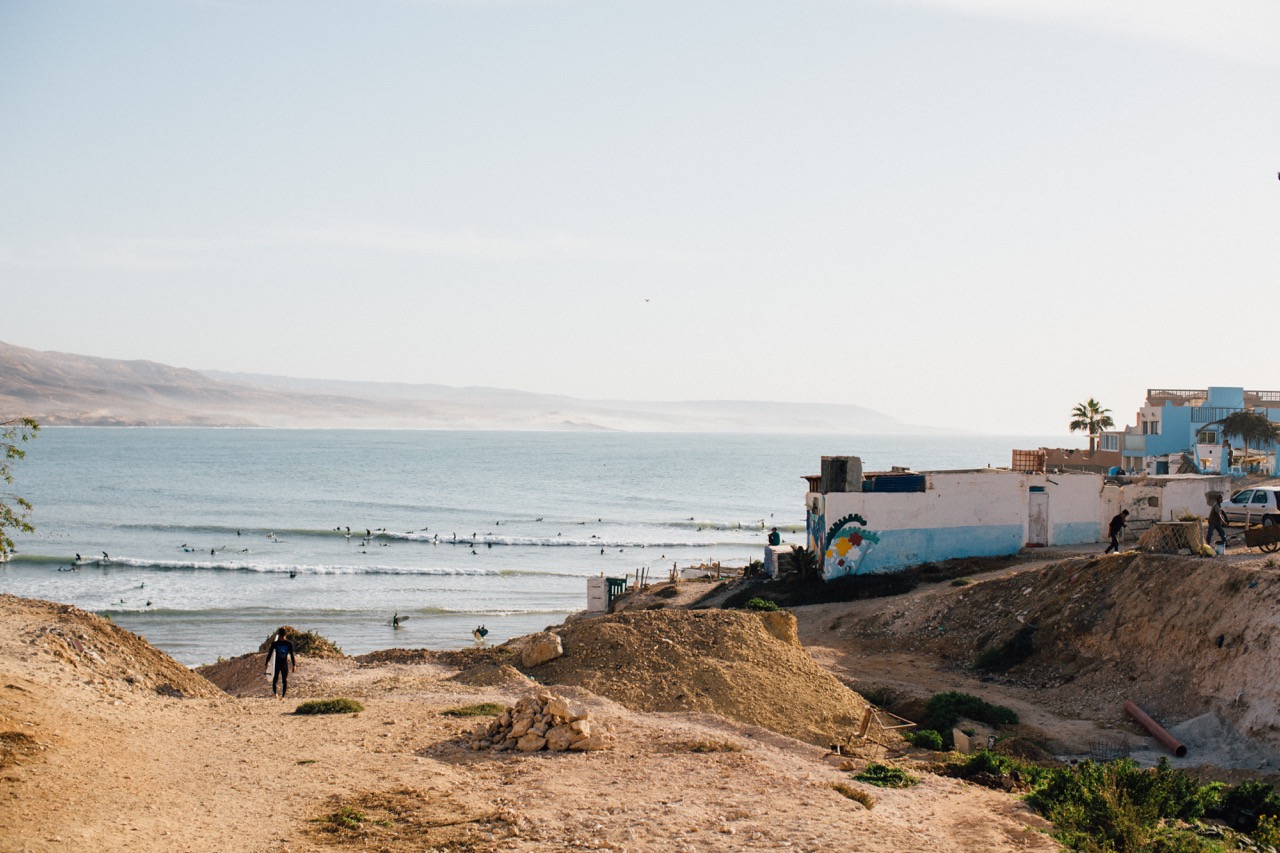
[808,470,1103,578]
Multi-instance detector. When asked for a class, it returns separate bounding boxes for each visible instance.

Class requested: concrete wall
[1121,475,1232,523]
[807,470,1103,578]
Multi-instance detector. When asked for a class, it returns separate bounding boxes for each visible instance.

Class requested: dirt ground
[1,593,1059,852]
[4,537,1280,852]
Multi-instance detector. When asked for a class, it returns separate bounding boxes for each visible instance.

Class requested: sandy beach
[6,544,1280,852]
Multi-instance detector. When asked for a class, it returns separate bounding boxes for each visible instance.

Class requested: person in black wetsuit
[264,627,297,699]
[1104,510,1129,554]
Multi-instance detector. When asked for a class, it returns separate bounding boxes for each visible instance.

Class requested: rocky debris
[469,689,612,753]
[518,632,564,668]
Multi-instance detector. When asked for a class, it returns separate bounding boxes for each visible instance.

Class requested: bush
[258,626,344,658]
[905,729,944,751]
[922,692,1018,744]
[294,698,364,715]
[854,762,918,788]
[1026,759,1212,851]
[743,597,779,612]
[945,749,1054,791]
[1212,778,1280,833]
[441,702,505,717]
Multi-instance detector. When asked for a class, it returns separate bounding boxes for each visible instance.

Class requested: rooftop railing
[1147,389,1207,405]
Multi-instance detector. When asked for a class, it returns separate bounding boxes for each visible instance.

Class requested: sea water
[0,428,1072,664]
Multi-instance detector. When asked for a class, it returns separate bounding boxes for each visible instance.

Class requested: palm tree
[1069,399,1114,453]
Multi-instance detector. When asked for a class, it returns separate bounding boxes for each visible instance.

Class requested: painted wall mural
[806,499,826,558]
[823,513,881,578]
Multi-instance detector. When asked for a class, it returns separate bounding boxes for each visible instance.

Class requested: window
[1197,430,1218,444]
[1230,490,1253,505]
[1253,491,1269,505]
[1100,434,1119,451]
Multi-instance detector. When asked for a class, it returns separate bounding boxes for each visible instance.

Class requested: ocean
[0,428,1074,665]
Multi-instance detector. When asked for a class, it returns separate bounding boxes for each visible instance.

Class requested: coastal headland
[4,544,1280,851]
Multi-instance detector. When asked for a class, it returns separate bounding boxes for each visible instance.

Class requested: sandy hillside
[0,593,1058,853]
[791,548,1280,776]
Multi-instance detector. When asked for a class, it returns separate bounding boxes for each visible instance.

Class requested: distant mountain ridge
[1,340,945,433]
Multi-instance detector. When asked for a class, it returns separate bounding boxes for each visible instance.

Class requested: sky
[1,0,1277,435]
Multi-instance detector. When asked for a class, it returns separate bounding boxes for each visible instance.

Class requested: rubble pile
[469,689,611,753]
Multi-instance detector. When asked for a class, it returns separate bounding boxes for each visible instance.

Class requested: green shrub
[950,577,972,586]
[922,692,1018,746]
[906,729,944,751]
[314,805,392,831]
[318,806,368,829]
[294,697,364,715]
[1026,759,1213,851]
[944,750,1053,790]
[744,597,779,611]
[441,702,505,717]
[1212,778,1280,833]
[854,762,918,788]
[1256,813,1280,847]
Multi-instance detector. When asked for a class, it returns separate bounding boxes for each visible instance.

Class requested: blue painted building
[1108,388,1280,476]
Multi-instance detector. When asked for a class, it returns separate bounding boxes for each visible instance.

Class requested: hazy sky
[2,1,1277,434]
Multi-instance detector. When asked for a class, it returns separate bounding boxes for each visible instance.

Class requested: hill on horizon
[0,339,946,433]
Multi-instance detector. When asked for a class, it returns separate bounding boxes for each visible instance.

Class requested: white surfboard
[265,652,276,681]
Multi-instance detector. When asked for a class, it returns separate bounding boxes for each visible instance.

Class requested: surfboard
[265,652,276,681]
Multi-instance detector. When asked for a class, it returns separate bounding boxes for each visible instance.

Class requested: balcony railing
[1191,406,1240,423]
[1147,389,1207,406]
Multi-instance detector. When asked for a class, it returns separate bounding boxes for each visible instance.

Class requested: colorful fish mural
[823,513,881,578]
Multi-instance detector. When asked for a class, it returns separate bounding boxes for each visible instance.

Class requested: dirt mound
[352,648,440,666]
[254,625,344,658]
[449,662,535,688]
[196,652,274,697]
[0,594,223,700]
[828,553,1280,755]
[519,608,872,748]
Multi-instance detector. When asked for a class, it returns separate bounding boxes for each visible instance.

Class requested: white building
[804,456,1228,578]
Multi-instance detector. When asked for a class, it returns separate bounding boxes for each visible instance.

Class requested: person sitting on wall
[1104,510,1129,554]
[767,527,781,546]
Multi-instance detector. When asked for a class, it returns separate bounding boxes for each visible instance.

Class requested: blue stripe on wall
[825,524,1023,578]
[1052,521,1101,546]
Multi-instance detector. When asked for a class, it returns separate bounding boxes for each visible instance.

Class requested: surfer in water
[264,627,297,699]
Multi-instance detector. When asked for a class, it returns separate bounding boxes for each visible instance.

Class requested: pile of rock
[469,689,611,753]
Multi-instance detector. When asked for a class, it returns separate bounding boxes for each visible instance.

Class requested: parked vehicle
[1222,487,1280,526]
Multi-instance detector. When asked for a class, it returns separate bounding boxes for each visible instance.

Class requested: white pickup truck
[1222,487,1280,526]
